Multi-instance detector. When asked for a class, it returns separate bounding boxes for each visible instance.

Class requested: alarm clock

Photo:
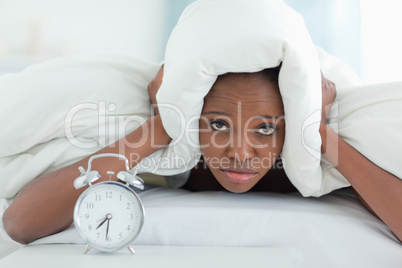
[73,153,145,254]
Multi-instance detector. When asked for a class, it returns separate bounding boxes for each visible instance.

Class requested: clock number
[86,202,94,209]
[130,214,134,220]
[96,232,101,239]
[88,225,93,231]
[126,202,131,209]
[106,191,113,199]
[126,225,131,231]
[85,213,89,219]
[118,233,123,239]
[95,194,101,201]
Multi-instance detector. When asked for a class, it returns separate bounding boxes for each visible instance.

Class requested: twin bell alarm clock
[73,153,145,254]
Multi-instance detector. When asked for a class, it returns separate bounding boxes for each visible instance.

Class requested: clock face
[74,181,144,252]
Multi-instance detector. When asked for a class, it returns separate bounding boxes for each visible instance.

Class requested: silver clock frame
[73,181,145,254]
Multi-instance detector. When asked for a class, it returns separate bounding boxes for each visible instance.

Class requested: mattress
[1,186,401,267]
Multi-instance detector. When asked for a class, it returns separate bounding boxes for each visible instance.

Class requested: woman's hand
[320,72,336,126]
[319,72,336,154]
[147,64,164,115]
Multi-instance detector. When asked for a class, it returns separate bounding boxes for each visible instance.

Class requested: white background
[0,0,401,83]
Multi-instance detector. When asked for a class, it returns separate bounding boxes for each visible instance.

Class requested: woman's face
[199,73,285,193]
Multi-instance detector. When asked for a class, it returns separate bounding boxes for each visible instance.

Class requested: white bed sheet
[0,245,301,268]
[0,199,22,259]
[2,187,401,267]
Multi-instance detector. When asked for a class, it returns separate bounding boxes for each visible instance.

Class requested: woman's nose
[226,132,255,162]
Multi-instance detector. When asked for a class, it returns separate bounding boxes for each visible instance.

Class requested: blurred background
[0,0,401,83]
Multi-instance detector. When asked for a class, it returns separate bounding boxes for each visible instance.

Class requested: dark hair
[218,63,282,86]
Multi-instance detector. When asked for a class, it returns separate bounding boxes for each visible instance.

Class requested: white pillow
[157,0,324,196]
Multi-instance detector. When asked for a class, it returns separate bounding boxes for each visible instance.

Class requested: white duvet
[0,54,203,198]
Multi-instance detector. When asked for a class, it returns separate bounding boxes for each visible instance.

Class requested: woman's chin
[219,180,256,194]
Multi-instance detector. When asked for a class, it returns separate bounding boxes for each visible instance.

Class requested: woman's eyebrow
[258,115,284,119]
[202,111,230,116]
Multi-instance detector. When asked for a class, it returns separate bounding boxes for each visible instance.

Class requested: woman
[4,61,402,244]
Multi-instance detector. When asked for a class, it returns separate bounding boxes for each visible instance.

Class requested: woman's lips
[220,168,257,184]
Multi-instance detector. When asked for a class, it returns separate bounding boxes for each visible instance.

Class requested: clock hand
[96,217,108,230]
[106,218,110,241]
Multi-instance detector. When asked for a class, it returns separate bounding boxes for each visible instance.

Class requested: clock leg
[127,245,135,255]
[83,244,91,254]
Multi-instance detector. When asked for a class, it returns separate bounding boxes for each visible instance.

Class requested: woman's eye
[210,121,228,131]
[257,125,277,136]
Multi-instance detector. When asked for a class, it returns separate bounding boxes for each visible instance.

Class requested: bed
[1,186,402,267]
